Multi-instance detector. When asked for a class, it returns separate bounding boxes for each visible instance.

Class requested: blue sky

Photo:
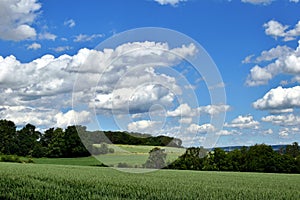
[0,0,300,147]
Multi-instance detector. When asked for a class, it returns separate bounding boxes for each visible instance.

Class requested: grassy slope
[1,162,300,200]
[33,144,186,167]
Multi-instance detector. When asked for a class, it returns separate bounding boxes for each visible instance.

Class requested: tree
[245,144,277,172]
[61,126,90,157]
[144,147,167,169]
[202,148,227,171]
[46,128,65,158]
[0,119,17,155]
[16,124,41,156]
[285,142,300,158]
[169,147,207,170]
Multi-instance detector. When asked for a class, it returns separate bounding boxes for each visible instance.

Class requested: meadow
[1,162,300,200]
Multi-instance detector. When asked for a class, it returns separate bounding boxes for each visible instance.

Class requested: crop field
[1,162,300,200]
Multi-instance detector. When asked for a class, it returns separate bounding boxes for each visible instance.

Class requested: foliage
[0,119,182,159]
[1,162,300,199]
[91,143,115,155]
[168,147,207,170]
[169,144,300,173]
[0,155,33,163]
[144,147,167,168]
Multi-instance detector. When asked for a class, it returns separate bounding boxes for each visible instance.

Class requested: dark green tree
[0,119,18,155]
[169,147,206,170]
[16,124,41,156]
[285,142,300,158]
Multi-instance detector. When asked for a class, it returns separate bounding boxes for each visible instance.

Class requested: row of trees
[0,119,181,158]
[167,143,300,173]
[0,119,90,158]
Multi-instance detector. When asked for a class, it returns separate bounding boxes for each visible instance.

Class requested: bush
[117,162,132,168]
[1,155,22,163]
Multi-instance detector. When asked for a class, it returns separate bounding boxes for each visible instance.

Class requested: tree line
[166,143,300,173]
[0,119,181,158]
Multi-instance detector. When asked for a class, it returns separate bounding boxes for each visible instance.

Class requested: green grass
[33,156,102,166]
[1,162,300,200]
[33,144,186,167]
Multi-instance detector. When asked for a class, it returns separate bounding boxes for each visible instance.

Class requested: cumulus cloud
[197,104,231,115]
[279,128,289,137]
[0,0,41,41]
[167,104,230,118]
[261,113,300,126]
[74,34,104,42]
[127,120,162,133]
[0,41,197,128]
[64,19,76,28]
[263,129,273,134]
[187,123,215,134]
[27,42,41,50]
[246,41,300,86]
[0,105,88,128]
[253,86,300,111]
[55,110,91,128]
[167,103,192,117]
[225,115,259,129]
[154,0,187,6]
[215,129,241,136]
[264,20,300,41]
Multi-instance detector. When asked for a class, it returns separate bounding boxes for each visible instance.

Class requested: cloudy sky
[0,0,300,147]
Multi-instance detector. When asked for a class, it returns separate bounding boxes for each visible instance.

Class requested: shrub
[1,155,22,163]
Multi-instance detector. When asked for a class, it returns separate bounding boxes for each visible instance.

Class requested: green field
[33,144,186,167]
[1,162,300,199]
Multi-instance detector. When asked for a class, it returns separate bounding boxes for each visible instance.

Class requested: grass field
[34,144,186,167]
[1,162,300,200]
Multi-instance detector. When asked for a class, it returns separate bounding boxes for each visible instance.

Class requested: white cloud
[279,128,289,137]
[39,32,57,41]
[0,0,41,41]
[51,46,72,53]
[55,110,91,128]
[64,19,75,28]
[246,41,300,86]
[127,120,161,133]
[255,45,292,63]
[263,129,273,134]
[27,42,41,50]
[187,123,215,134]
[0,41,197,128]
[0,105,55,127]
[246,65,273,86]
[197,104,231,115]
[154,0,187,6]
[264,20,300,41]
[74,34,104,42]
[225,115,259,129]
[264,20,288,38]
[262,113,300,126]
[167,103,192,117]
[241,0,274,5]
[242,54,255,64]
[253,86,300,111]
[167,104,230,118]
[215,129,241,136]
